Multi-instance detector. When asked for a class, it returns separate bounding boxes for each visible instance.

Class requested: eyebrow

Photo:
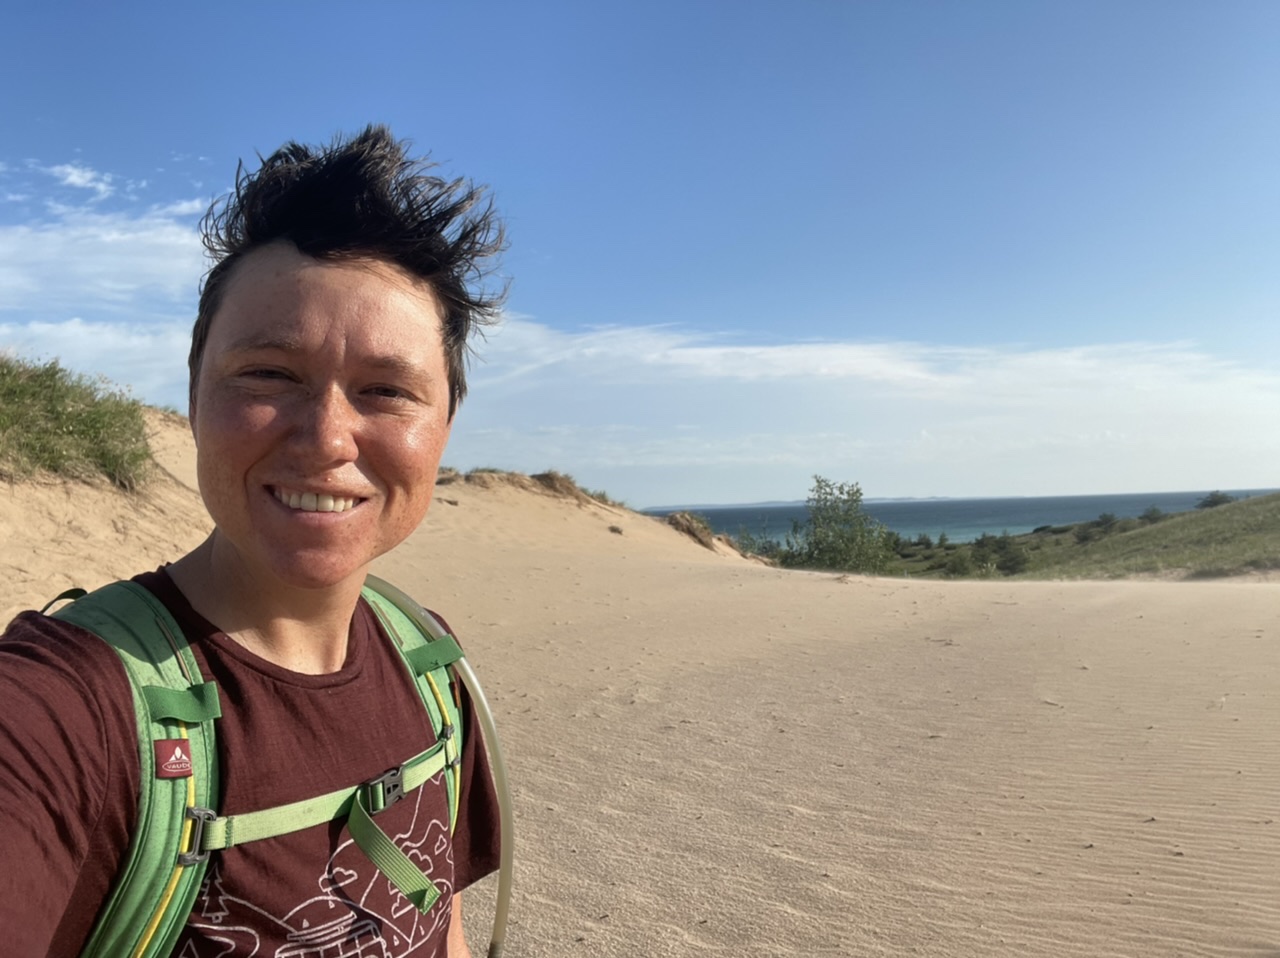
[224,333,307,354]
[225,334,438,380]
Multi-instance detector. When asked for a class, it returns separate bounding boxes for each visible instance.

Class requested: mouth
[271,486,365,514]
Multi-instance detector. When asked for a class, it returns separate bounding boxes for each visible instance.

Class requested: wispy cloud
[152,198,209,217]
[0,160,205,410]
[0,317,192,406]
[0,207,203,313]
[0,156,1271,505]
[3,307,1271,504]
[448,319,1280,504]
[44,162,115,200]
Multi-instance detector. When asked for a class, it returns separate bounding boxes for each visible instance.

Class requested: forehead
[208,242,445,353]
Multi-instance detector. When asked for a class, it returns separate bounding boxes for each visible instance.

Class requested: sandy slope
[2,415,1278,956]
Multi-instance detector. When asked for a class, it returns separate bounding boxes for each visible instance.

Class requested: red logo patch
[155,740,193,779]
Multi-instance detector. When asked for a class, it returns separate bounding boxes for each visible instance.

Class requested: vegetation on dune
[665,511,716,550]
[1196,490,1236,510]
[451,465,626,509]
[0,354,151,490]
[1017,492,1280,579]
[731,475,1280,580]
[737,476,898,574]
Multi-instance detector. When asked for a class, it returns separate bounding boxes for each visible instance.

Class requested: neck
[168,535,366,675]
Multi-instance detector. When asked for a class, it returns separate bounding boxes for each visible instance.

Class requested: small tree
[944,549,973,577]
[1140,506,1164,524]
[781,475,895,574]
[914,532,934,550]
[1196,491,1236,510]
[883,529,904,555]
[994,533,1030,575]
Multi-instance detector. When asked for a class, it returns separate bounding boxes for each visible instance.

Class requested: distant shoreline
[644,487,1279,513]
[644,487,1280,544]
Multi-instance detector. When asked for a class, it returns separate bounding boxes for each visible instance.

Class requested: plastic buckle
[178,807,216,866]
[365,766,405,814]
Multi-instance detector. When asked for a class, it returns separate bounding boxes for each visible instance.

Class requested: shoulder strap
[47,576,463,951]
[361,575,465,832]
[50,582,221,958]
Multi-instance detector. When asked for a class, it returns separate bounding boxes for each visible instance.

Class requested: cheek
[386,420,452,490]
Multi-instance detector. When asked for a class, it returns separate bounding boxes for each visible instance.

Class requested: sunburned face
[190,242,452,592]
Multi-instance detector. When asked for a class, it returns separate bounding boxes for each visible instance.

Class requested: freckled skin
[188,242,453,596]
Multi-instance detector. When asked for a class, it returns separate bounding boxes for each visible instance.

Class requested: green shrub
[1196,491,1236,510]
[778,476,896,574]
[968,531,1029,576]
[944,550,973,577]
[0,355,151,490]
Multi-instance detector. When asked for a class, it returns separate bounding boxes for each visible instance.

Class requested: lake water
[644,488,1279,544]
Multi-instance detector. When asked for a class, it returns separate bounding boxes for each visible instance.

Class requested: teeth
[275,488,357,513]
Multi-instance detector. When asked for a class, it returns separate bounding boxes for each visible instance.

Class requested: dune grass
[878,492,1280,580]
[1021,492,1280,579]
[0,354,151,490]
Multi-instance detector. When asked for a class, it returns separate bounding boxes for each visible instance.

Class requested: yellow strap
[130,726,197,958]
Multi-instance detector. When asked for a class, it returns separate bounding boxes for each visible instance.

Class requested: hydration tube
[365,575,515,958]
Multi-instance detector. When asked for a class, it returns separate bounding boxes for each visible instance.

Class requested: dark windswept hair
[190,125,506,418]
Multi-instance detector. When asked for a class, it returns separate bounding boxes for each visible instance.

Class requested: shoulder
[0,607,142,956]
[0,607,136,707]
[0,606,140,785]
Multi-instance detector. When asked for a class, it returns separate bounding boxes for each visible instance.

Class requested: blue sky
[2,1,1278,506]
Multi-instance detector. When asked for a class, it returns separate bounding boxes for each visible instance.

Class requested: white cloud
[152,198,209,217]
[447,319,1280,504]
[1,163,1270,505]
[0,167,203,408]
[0,317,191,408]
[44,163,114,200]
[3,309,1270,505]
[0,208,203,313]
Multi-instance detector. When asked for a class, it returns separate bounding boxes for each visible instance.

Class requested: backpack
[45,574,467,958]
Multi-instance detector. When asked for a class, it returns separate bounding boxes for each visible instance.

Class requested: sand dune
[3,415,1277,956]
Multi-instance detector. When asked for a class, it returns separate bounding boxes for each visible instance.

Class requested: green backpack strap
[362,575,465,832]
[49,582,221,958]
[184,576,468,917]
[45,576,463,943]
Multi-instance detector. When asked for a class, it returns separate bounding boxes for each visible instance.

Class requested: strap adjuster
[363,766,406,814]
[179,807,216,865]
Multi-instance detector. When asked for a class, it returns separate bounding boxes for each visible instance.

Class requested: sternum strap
[195,743,449,912]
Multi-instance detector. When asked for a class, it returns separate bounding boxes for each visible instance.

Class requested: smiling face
[190,242,453,593]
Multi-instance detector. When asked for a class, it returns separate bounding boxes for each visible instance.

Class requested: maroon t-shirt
[0,570,500,958]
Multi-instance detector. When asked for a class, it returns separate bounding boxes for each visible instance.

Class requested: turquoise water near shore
[645,489,1279,544]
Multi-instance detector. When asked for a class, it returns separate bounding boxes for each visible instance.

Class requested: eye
[365,384,413,401]
[243,367,293,380]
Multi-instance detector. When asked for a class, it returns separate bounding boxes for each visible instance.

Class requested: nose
[293,386,360,465]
